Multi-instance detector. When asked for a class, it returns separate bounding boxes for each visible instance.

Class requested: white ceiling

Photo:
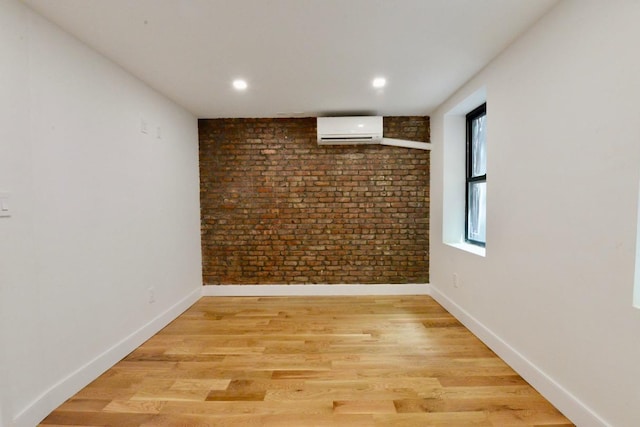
[23,0,558,118]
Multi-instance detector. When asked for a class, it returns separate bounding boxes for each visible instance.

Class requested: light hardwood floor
[40,296,573,426]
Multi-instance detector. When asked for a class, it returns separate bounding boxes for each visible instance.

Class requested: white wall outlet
[156,126,162,139]
[148,287,155,304]
[140,119,149,134]
[0,193,10,218]
[453,273,459,288]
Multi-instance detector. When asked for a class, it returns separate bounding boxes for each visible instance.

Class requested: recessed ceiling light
[372,77,386,88]
[232,79,248,90]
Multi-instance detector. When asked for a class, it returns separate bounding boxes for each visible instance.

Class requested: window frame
[465,103,487,247]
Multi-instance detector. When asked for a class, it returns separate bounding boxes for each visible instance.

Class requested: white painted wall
[0,0,202,425]
[431,1,640,426]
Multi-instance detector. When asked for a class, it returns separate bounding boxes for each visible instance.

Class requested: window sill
[446,242,486,257]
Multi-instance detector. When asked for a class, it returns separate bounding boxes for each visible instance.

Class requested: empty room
[1,0,639,426]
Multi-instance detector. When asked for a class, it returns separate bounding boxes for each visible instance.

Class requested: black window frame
[465,103,487,247]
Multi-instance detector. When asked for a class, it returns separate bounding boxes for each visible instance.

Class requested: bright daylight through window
[466,104,486,246]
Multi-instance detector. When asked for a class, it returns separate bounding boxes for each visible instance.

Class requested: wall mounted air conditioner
[317,116,383,145]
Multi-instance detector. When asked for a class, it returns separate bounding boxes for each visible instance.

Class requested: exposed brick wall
[198,116,429,285]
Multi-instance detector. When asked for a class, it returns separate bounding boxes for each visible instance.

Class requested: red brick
[198,117,429,285]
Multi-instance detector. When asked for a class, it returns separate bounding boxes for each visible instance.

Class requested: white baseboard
[429,285,610,427]
[202,283,430,297]
[14,287,202,427]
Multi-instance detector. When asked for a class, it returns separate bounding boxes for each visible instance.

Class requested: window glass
[467,181,486,243]
[471,115,486,177]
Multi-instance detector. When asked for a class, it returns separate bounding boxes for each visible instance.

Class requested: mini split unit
[317,116,383,145]
[316,116,431,150]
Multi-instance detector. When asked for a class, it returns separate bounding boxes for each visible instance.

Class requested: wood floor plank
[169,378,232,391]
[53,399,110,413]
[39,296,574,426]
[159,400,334,416]
[102,399,165,414]
[333,399,397,414]
[437,375,529,387]
[373,411,491,426]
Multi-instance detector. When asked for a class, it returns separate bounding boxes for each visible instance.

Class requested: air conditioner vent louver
[321,136,375,141]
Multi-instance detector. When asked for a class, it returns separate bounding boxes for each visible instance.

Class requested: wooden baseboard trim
[429,285,610,427]
[201,283,430,297]
[15,287,202,427]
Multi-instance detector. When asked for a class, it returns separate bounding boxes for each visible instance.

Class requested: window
[466,104,486,246]
[442,87,486,256]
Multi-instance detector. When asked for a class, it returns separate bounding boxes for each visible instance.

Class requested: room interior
[1,0,639,426]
